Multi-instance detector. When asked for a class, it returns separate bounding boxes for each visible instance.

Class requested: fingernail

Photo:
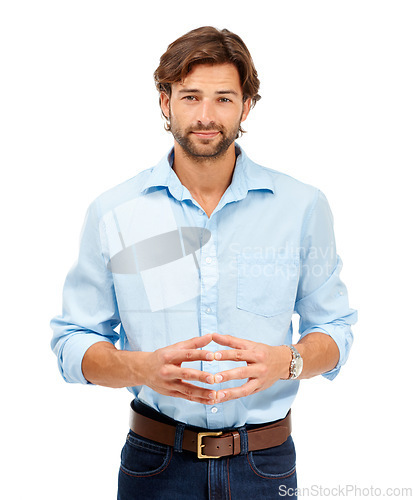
[214,374,223,383]
[214,352,222,360]
[206,375,214,384]
[208,392,216,400]
[217,392,225,401]
[205,352,214,361]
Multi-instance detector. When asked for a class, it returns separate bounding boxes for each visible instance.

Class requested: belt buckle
[197,431,223,459]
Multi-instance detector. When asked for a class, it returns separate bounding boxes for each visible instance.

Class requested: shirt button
[211,407,218,413]
[205,307,211,314]
[206,257,212,264]
[198,209,203,215]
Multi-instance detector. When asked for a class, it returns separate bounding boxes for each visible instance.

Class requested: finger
[171,382,217,405]
[212,366,254,384]
[173,334,213,350]
[164,365,216,385]
[214,349,259,363]
[211,333,251,350]
[165,348,215,365]
[215,380,260,402]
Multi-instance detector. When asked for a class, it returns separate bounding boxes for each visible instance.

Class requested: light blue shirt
[51,144,357,429]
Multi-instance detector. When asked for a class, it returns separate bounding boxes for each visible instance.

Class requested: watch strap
[286,344,303,380]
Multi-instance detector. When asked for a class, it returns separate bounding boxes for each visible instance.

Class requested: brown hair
[154,26,261,133]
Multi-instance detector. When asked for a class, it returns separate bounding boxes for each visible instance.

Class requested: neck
[172,142,237,216]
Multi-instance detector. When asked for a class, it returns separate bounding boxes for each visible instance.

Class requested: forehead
[173,63,242,94]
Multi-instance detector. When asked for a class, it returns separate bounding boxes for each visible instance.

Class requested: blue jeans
[117,402,297,499]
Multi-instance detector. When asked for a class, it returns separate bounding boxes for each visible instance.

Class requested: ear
[160,92,170,119]
[241,98,252,122]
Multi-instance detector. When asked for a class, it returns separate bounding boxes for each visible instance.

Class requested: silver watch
[286,345,303,380]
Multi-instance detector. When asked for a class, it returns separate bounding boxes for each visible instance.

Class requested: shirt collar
[140,143,275,202]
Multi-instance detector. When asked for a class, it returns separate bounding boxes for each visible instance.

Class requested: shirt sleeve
[50,201,121,384]
[294,189,358,380]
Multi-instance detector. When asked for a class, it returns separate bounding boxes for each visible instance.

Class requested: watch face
[295,357,303,376]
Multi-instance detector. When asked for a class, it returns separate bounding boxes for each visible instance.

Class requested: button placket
[199,218,218,337]
[197,217,223,426]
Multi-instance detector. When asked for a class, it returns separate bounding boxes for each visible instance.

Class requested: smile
[191,131,221,139]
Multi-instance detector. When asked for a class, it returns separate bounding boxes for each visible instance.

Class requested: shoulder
[88,167,155,219]
[248,156,321,209]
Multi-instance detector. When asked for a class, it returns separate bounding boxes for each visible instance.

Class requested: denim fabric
[118,407,297,500]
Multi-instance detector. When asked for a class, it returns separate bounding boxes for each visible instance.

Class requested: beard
[169,111,242,162]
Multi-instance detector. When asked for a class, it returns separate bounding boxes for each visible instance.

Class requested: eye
[183,95,197,101]
[219,97,231,103]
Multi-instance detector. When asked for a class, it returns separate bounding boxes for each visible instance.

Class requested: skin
[159,63,251,217]
[82,63,340,404]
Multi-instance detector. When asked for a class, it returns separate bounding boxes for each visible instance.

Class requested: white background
[1,1,412,498]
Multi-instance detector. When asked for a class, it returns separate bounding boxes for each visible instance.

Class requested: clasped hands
[142,333,291,405]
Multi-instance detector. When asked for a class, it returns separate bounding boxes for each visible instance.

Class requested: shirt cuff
[58,333,114,385]
[299,322,354,381]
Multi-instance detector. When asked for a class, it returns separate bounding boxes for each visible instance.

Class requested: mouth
[191,131,221,139]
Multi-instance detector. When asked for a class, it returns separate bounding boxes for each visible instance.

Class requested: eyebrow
[178,88,239,96]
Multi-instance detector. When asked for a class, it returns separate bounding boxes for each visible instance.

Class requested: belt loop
[174,422,186,453]
[237,426,249,455]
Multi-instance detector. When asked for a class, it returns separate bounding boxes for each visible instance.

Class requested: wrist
[120,350,151,387]
[279,345,293,380]
[280,344,303,380]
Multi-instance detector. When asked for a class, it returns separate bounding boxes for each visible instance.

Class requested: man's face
[160,63,251,160]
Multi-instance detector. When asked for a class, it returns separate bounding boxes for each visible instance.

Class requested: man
[51,26,357,499]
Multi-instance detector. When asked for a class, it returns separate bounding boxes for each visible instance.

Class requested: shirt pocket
[237,254,299,317]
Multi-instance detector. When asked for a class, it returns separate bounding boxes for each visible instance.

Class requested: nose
[197,100,216,127]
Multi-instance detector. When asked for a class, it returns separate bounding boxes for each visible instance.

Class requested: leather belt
[129,404,292,459]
